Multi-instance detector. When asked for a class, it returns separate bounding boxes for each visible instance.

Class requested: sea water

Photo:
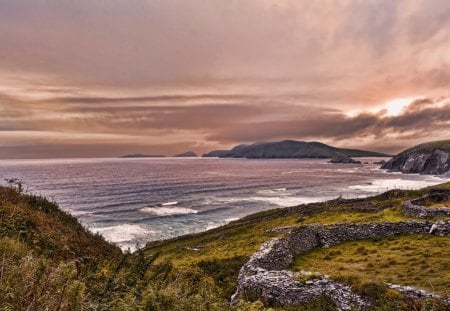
[0,157,447,251]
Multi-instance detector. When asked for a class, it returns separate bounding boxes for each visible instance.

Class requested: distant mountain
[382,140,450,175]
[202,140,389,158]
[120,154,166,158]
[173,151,198,157]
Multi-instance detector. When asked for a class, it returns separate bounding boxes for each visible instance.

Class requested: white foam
[91,224,152,244]
[161,201,178,206]
[274,188,287,191]
[225,217,239,222]
[250,196,327,207]
[219,196,327,207]
[348,177,448,193]
[205,223,220,231]
[140,206,198,216]
[205,217,240,231]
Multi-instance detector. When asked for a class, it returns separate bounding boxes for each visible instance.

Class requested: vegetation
[412,140,450,153]
[291,234,450,295]
[1,182,449,310]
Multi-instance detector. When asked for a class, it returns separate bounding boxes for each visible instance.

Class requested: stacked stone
[403,200,450,219]
[232,220,450,310]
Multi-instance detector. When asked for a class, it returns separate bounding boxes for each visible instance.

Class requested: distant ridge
[173,151,198,157]
[202,140,389,158]
[120,154,166,158]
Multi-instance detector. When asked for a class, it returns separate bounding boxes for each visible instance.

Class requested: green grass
[1,182,450,310]
[291,234,450,296]
[412,140,450,153]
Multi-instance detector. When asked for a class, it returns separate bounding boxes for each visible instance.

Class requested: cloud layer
[0,0,449,157]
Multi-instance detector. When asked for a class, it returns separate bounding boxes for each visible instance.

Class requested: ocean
[0,157,447,251]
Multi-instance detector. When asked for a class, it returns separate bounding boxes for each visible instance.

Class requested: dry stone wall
[403,200,450,219]
[232,220,450,310]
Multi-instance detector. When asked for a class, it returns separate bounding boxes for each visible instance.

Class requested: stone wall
[232,220,450,310]
[403,199,450,219]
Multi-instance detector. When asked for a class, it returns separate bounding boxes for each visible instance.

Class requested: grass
[291,234,450,296]
[1,182,450,310]
[414,140,450,152]
[424,199,450,208]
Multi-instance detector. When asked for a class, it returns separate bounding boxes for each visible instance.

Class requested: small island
[120,154,166,158]
[328,153,361,164]
[173,151,198,157]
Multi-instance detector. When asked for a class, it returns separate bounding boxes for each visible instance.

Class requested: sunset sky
[0,0,449,158]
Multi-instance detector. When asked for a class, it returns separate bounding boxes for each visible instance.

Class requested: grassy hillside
[0,183,449,310]
[292,234,450,295]
[411,140,450,153]
[203,140,389,158]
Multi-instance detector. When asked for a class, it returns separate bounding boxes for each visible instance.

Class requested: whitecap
[161,201,178,206]
[91,224,152,244]
[225,217,239,222]
[216,196,329,207]
[140,206,198,216]
[348,177,448,193]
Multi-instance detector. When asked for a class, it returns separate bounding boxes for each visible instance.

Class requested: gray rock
[382,140,450,175]
[329,153,362,164]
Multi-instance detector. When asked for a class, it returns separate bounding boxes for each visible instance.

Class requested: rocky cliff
[382,140,450,175]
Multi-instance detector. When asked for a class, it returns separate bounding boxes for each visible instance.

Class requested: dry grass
[291,234,450,295]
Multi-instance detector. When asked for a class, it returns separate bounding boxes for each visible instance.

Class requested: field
[291,234,450,295]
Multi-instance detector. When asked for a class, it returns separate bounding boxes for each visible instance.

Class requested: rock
[382,140,450,175]
[329,153,361,164]
[403,197,450,219]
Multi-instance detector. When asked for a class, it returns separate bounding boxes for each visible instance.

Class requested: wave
[91,224,153,244]
[160,201,178,206]
[214,195,329,207]
[140,206,198,216]
[347,177,447,193]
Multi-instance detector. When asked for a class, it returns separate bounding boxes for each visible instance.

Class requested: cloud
[0,0,449,157]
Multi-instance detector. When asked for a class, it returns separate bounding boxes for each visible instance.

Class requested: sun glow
[381,98,415,116]
[372,97,417,117]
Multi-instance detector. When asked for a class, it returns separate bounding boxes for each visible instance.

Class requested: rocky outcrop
[203,140,388,158]
[328,154,361,164]
[232,220,450,309]
[382,140,450,175]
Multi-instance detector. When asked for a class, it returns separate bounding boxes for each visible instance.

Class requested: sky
[0,0,449,158]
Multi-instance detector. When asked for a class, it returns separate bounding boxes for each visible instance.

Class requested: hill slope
[203,140,389,158]
[1,183,449,310]
[382,140,450,175]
